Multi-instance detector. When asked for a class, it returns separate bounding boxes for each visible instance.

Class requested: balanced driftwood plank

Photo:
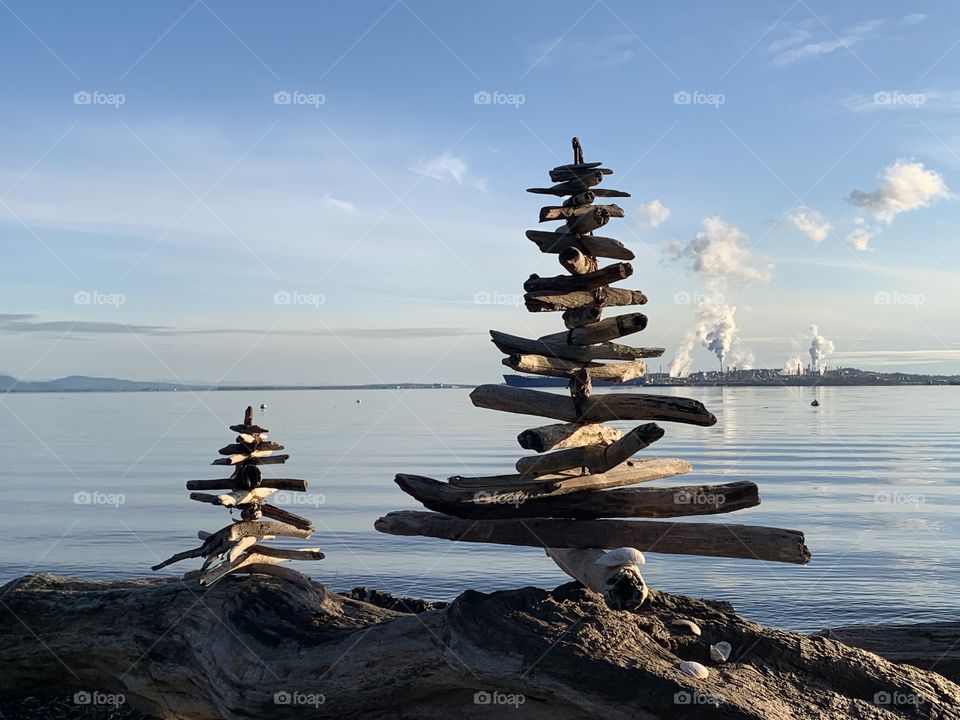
[503,354,646,383]
[218,441,284,455]
[563,304,602,327]
[559,247,597,275]
[260,503,314,531]
[471,384,717,426]
[492,330,663,362]
[562,191,595,208]
[517,422,623,452]
[526,230,634,260]
[540,204,625,222]
[539,313,647,345]
[550,166,612,183]
[185,478,308,492]
[395,475,760,520]
[229,423,268,434]
[212,454,289,466]
[375,511,811,564]
[151,520,312,571]
[524,262,632,293]
[526,175,603,196]
[525,288,648,312]
[566,207,608,234]
[515,423,663,476]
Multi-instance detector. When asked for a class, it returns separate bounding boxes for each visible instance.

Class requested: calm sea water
[1,386,957,632]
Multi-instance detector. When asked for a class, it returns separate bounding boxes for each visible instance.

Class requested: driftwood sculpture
[152,406,322,586]
[377,137,811,611]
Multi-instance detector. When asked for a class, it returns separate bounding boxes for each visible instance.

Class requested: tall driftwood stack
[152,406,323,588]
[376,138,809,608]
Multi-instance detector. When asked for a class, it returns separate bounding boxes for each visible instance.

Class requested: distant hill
[0,375,202,393]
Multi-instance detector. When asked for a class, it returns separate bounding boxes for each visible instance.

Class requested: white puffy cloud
[848,159,950,223]
[635,199,670,229]
[787,205,831,242]
[846,218,880,251]
[664,216,773,284]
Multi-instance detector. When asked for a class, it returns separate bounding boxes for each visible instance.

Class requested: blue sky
[2,0,959,384]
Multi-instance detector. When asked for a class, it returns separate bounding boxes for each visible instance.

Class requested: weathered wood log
[562,191,595,208]
[558,246,597,275]
[525,288,648,312]
[503,354,646,383]
[150,520,312,571]
[236,431,266,443]
[539,313,647,345]
[470,384,717,426]
[218,441,284,455]
[526,229,634,260]
[540,204,624,222]
[526,174,604,196]
[218,487,278,507]
[260,503,314,531]
[250,545,325,561]
[551,161,604,173]
[212,453,289,466]
[524,262,631,293]
[518,421,623,452]
[492,330,664,363]
[376,511,812,564]
[821,622,960,683]
[185,478,308,492]
[590,187,631,198]
[228,422,268,434]
[185,550,286,587]
[396,475,760,520]
[566,206,609,234]
[515,423,663,475]
[562,304,602,327]
[550,166,613,183]
[547,547,648,610]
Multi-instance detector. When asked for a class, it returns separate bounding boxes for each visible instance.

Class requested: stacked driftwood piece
[376,138,809,608]
[152,406,323,588]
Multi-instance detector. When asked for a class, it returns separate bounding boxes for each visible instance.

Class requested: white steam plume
[809,324,835,374]
[781,355,805,375]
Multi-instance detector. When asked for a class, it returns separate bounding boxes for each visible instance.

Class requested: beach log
[395,475,759,520]
[217,487,278,507]
[550,167,612,183]
[562,304,602,327]
[539,313,647,345]
[503,355,646,383]
[517,422,623,452]
[492,330,664,362]
[524,262,632,293]
[547,548,647,610]
[470,384,717,426]
[151,521,312,571]
[212,453,289,466]
[185,478,308,492]
[540,204,625,222]
[375,511,812,564]
[218,441,284,455]
[558,247,597,275]
[526,230,634,260]
[515,423,663,475]
[229,423,268,434]
[260,503,314,531]
[562,191,595,208]
[525,288,648,312]
[566,206,609,234]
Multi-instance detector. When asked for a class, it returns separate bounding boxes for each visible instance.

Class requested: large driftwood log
[524,262,632,293]
[515,423,663,475]
[525,288,648,312]
[538,312,647,345]
[562,191,595,208]
[517,421,623,452]
[185,478,308,492]
[8,574,955,719]
[540,204,625,222]
[562,304,603,327]
[218,441,284,455]
[376,511,812,564]
[503,354,646,383]
[491,330,662,363]
[558,246,597,275]
[566,206,609,234]
[526,229,634,260]
[212,454,289,466]
[150,521,312,571]
[470,384,717,426]
[550,165,612,182]
[395,475,760,519]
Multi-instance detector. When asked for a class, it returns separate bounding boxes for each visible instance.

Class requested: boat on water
[502,374,647,388]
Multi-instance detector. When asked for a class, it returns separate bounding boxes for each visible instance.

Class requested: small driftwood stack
[377,138,810,610]
[152,406,323,588]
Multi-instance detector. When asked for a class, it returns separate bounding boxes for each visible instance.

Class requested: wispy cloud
[410,153,486,191]
[528,33,636,70]
[768,18,882,66]
[787,205,831,243]
[321,194,357,213]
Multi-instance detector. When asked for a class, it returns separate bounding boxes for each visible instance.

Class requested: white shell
[595,547,646,568]
[670,619,702,636]
[710,641,731,663]
[678,660,709,679]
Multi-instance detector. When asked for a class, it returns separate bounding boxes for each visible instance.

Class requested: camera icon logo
[274,691,291,705]
[74,491,92,505]
[473,91,492,105]
[473,691,491,704]
[74,290,92,305]
[673,90,692,105]
[74,91,92,105]
[273,91,292,105]
[73,691,92,705]
[273,291,292,305]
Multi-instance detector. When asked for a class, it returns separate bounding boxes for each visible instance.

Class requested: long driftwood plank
[515,423,663,476]
[471,384,717,426]
[395,475,760,520]
[185,478,308,492]
[550,166,613,183]
[218,441,284,455]
[491,330,661,363]
[151,521,312,571]
[526,230,634,261]
[212,454,289,466]
[375,511,812,564]
[566,207,608,234]
[517,422,623,452]
[503,355,646,383]
[527,185,631,199]
[538,313,647,345]
[540,204,625,222]
[525,288,647,312]
[524,262,632,293]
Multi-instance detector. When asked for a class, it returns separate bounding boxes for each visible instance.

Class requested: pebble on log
[470,384,717,426]
[526,230,634,261]
[374,510,812,564]
[524,262,632,293]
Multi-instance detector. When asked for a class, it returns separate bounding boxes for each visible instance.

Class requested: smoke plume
[808,325,835,374]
